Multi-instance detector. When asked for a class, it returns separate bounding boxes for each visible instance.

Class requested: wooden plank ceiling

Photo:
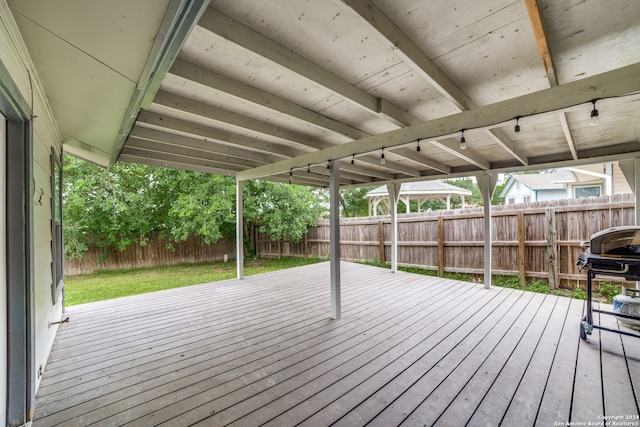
[16,0,640,188]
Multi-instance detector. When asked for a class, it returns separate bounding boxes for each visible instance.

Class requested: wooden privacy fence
[257,194,636,289]
[67,194,636,288]
[65,235,236,275]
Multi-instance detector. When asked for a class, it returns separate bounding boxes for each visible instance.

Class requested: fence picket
[66,194,636,289]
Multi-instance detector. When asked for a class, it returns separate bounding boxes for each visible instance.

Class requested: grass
[356,260,621,303]
[66,257,625,306]
[64,257,326,306]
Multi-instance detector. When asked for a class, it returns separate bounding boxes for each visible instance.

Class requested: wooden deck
[35,262,640,426]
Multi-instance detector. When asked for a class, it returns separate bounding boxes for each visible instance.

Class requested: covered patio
[34,262,639,426]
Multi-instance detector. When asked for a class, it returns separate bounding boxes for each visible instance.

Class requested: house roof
[364,181,472,199]
[8,0,640,187]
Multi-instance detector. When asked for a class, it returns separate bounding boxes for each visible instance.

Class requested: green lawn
[64,257,326,306]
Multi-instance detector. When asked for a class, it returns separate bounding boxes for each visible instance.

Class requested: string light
[288,168,293,184]
[281,96,631,176]
[590,99,599,126]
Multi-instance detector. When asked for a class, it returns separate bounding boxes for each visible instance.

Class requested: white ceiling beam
[525,0,558,87]
[130,126,287,163]
[559,113,579,160]
[429,140,490,170]
[525,0,579,160]
[484,128,528,165]
[391,147,451,174]
[340,160,395,181]
[343,0,527,166]
[153,91,331,151]
[342,0,474,111]
[121,146,245,172]
[137,112,308,158]
[170,58,368,141]
[120,154,237,176]
[199,6,415,126]
[237,62,640,181]
[126,136,265,168]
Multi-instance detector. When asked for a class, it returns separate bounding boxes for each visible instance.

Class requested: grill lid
[589,226,640,257]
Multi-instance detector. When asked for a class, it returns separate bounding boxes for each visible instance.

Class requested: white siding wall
[503,182,535,204]
[0,0,63,396]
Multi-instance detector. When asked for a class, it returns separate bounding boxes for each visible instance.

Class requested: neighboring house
[364,181,473,216]
[500,162,632,204]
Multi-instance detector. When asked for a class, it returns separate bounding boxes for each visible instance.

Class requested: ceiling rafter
[237,62,640,181]
[130,126,288,164]
[138,111,310,158]
[169,58,368,141]
[199,6,416,127]
[525,0,578,161]
[342,0,527,167]
[153,90,331,151]
[429,140,490,170]
[127,136,267,169]
[392,147,451,174]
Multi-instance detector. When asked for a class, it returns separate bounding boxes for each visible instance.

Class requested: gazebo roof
[364,181,473,199]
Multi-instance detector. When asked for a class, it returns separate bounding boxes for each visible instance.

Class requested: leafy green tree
[444,177,482,207]
[62,155,171,258]
[63,156,328,259]
[339,186,376,217]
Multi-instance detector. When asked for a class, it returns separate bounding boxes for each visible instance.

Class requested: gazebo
[364,181,473,216]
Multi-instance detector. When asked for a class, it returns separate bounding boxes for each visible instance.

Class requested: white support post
[620,159,640,225]
[619,158,640,290]
[387,183,401,273]
[477,174,498,289]
[329,160,341,319]
[236,179,244,279]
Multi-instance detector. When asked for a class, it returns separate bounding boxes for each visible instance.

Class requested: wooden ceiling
[10,0,640,187]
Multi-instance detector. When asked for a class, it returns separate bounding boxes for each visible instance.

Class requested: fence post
[545,207,558,290]
[378,220,385,264]
[517,210,526,285]
[437,216,444,276]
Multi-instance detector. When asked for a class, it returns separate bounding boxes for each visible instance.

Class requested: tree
[63,156,328,259]
[62,155,173,258]
[339,186,376,217]
[444,177,482,207]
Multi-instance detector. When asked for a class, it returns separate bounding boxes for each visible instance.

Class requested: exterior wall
[0,0,63,401]
[502,182,535,204]
[535,189,567,202]
[612,162,633,194]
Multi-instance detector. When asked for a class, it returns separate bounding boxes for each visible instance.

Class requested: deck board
[33,262,640,426]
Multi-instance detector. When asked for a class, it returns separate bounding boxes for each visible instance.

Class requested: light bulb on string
[351,154,355,165]
[514,116,521,133]
[416,140,421,152]
[307,164,311,173]
[380,147,386,165]
[590,99,599,126]
[459,129,467,150]
[288,169,293,185]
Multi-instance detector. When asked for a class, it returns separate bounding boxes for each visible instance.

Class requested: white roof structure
[364,181,473,215]
[8,0,640,188]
